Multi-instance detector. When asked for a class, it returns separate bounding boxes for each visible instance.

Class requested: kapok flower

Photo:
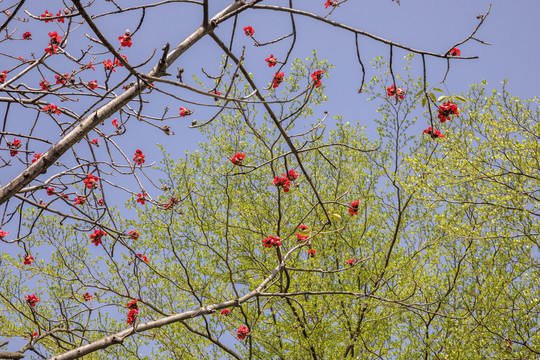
[296,233,309,242]
[90,229,106,246]
[44,43,58,55]
[0,230,9,238]
[346,258,356,265]
[133,149,145,165]
[126,299,139,325]
[22,32,32,40]
[88,80,98,90]
[97,198,105,206]
[265,54,277,67]
[114,55,128,67]
[48,31,62,44]
[0,70,7,83]
[136,193,146,205]
[55,74,69,85]
[9,138,21,156]
[298,224,309,231]
[237,325,249,340]
[179,107,192,117]
[39,79,51,90]
[127,299,139,310]
[423,126,445,139]
[112,119,119,127]
[243,26,254,36]
[349,200,360,216]
[272,72,285,88]
[25,294,40,307]
[263,235,281,248]
[56,10,65,23]
[449,47,461,56]
[286,169,300,181]
[83,292,93,301]
[103,59,115,72]
[307,249,316,257]
[325,1,338,9]
[272,175,290,193]
[311,70,324,88]
[31,332,38,338]
[32,153,43,163]
[129,230,140,240]
[60,193,69,199]
[46,187,54,196]
[83,174,99,189]
[41,10,54,22]
[43,103,61,115]
[220,308,231,315]
[387,84,405,100]
[437,101,459,123]
[230,152,246,165]
[91,139,99,145]
[23,255,34,265]
[81,61,95,71]
[136,253,149,263]
[118,30,132,47]
[74,196,86,205]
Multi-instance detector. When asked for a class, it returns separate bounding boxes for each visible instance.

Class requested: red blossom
[127,299,139,310]
[39,79,50,90]
[9,138,21,156]
[423,126,445,139]
[127,308,138,325]
[311,70,324,88]
[90,229,106,246]
[133,149,145,165]
[55,73,69,85]
[237,325,249,340]
[437,101,459,123]
[91,139,99,145]
[0,230,9,238]
[81,61,95,71]
[31,332,38,338]
[286,169,300,181]
[103,59,115,72]
[263,235,281,248]
[449,47,461,56]
[213,90,221,96]
[60,193,69,199]
[114,55,128,68]
[97,198,105,206]
[265,54,277,67]
[272,175,290,193]
[129,230,140,240]
[243,26,254,36]
[298,224,309,231]
[0,70,7,83]
[44,43,58,55]
[387,84,405,100]
[230,152,246,165]
[56,11,65,23]
[349,200,360,216]
[118,31,132,47]
[43,103,61,115]
[296,233,309,242]
[25,294,40,307]
[74,196,86,206]
[346,258,356,265]
[307,249,317,257]
[48,31,62,44]
[32,153,42,163]
[220,308,231,315]
[41,10,53,22]
[272,72,285,88]
[23,255,34,265]
[112,119,119,127]
[88,80,98,90]
[46,187,54,196]
[136,193,146,205]
[83,174,99,189]
[22,32,32,39]
[179,107,192,117]
[83,292,93,301]
[325,1,338,9]
[136,253,149,263]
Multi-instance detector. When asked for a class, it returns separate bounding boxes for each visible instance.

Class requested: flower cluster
[83,292,93,301]
[8,138,21,156]
[129,230,140,240]
[243,26,254,36]
[25,294,40,307]
[296,233,309,242]
[104,56,128,72]
[41,10,54,22]
[230,152,246,165]
[220,308,231,315]
[22,32,32,40]
[346,258,356,265]
[48,31,62,44]
[126,299,139,325]
[0,70,7,83]
[387,84,404,100]
[179,107,192,117]
[137,193,146,205]
[133,149,145,165]
[39,79,51,90]
[423,126,444,139]
[83,174,99,189]
[118,30,132,47]
[43,103,61,115]
[163,196,179,210]
[90,229,106,246]
[263,235,281,248]
[311,70,324,88]
[44,43,58,55]
[349,200,360,216]
[307,249,317,257]
[23,255,34,265]
[265,54,277,67]
[272,169,299,193]
[0,230,8,238]
[449,47,461,56]
[88,80,98,90]
[298,224,309,231]
[437,101,459,123]
[32,153,42,163]
[74,196,86,205]
[136,253,149,263]
[237,325,249,339]
[46,187,54,196]
[272,72,285,88]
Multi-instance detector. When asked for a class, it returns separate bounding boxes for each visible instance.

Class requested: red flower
[90,229,106,246]
[88,80,98,90]
[437,101,459,123]
[213,90,221,96]
[237,325,249,340]
[114,55,128,68]
[74,196,86,205]
[97,198,105,206]
[296,233,309,242]
[387,84,405,100]
[265,54,277,67]
[32,153,43,163]
[129,230,140,240]
[272,72,285,88]
[32,332,38,338]
[423,126,445,139]
[127,308,138,325]
[263,235,281,248]
[41,10,53,22]
[0,230,9,238]
[230,152,246,165]
[9,138,21,156]
[298,224,309,231]
[286,169,300,181]
[103,59,115,72]
[81,61,95,71]
[23,255,34,265]
[243,26,254,36]
[346,258,356,265]
[55,73,69,85]
[220,308,231,315]
[0,70,7,83]
[46,187,54,196]
[39,79,50,90]
[91,139,99,145]
[44,43,58,55]
[127,299,139,310]
[83,174,99,189]
[449,47,461,56]
[136,193,146,205]
[22,32,32,40]
[48,31,62,44]
[25,294,40,307]
[179,107,192,117]
[311,70,324,88]
[325,1,338,9]
[112,119,119,127]
[83,292,93,301]
[118,31,132,47]
[136,253,149,263]
[307,249,316,257]
[60,193,69,199]
[272,175,290,193]
[348,200,360,216]
[43,103,61,115]
[133,149,145,165]
[56,11,65,23]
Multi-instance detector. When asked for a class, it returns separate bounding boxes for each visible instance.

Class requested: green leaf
[432,88,444,93]
[429,92,436,104]
[437,95,447,102]
[455,95,467,102]
[421,96,427,107]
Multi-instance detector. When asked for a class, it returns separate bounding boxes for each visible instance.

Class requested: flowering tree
[3,1,529,359]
